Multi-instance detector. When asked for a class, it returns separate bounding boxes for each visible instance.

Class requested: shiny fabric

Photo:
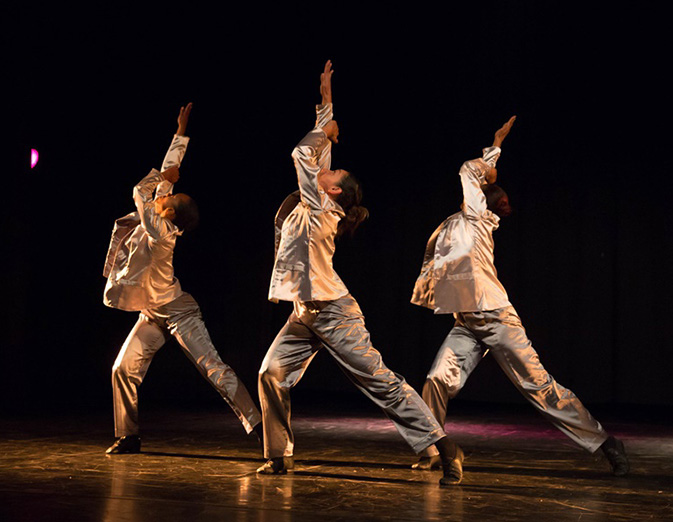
[112,293,261,436]
[258,295,446,458]
[421,306,608,457]
[411,146,511,314]
[268,103,349,303]
[103,135,189,311]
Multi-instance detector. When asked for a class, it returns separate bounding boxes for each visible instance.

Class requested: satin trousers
[112,292,261,437]
[258,295,446,459]
[422,306,608,456]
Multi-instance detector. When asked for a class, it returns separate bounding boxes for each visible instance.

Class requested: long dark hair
[334,172,369,237]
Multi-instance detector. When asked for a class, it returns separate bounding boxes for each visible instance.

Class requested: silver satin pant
[258,295,446,459]
[422,306,608,456]
[112,292,261,437]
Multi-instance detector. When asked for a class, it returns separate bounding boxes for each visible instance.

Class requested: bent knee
[426,363,461,389]
[112,357,126,375]
[112,353,143,381]
[112,360,132,381]
[258,365,278,386]
[424,373,461,400]
[519,370,555,392]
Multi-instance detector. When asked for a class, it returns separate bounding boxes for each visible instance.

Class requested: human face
[495,195,512,217]
[318,169,348,198]
[154,194,179,219]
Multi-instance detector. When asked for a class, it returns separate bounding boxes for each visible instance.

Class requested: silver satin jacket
[103,135,189,311]
[411,146,511,314]
[268,103,348,303]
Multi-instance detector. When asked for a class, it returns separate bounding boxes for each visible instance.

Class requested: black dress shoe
[411,455,441,470]
[439,446,464,486]
[106,435,141,454]
[601,436,629,477]
[256,456,294,475]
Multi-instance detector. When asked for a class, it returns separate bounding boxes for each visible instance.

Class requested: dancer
[103,103,262,454]
[411,116,629,476]
[258,61,464,485]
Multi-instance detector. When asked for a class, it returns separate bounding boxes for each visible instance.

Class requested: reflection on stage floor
[1,402,671,521]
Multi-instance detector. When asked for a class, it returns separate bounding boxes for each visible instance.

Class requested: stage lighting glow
[31,149,39,169]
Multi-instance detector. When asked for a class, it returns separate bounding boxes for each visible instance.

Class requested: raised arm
[157,103,192,197]
[459,150,500,217]
[176,103,192,137]
[133,168,177,240]
[131,104,191,239]
[320,60,333,106]
[461,116,516,217]
[318,60,340,143]
[484,115,516,184]
[292,61,338,210]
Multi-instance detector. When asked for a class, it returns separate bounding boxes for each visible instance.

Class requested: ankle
[434,436,458,464]
[600,436,617,454]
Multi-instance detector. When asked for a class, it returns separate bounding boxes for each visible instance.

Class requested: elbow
[459,163,475,180]
[132,190,151,214]
[132,187,145,204]
[292,145,314,162]
[460,159,488,182]
[461,158,480,171]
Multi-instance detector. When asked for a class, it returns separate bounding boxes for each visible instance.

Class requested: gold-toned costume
[259,103,445,460]
[104,135,261,437]
[413,147,608,457]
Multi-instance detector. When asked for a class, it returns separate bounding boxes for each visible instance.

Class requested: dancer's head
[154,193,200,232]
[318,168,368,236]
[482,184,511,218]
[317,168,349,196]
[334,172,369,237]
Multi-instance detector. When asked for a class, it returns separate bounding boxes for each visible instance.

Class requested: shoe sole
[257,469,288,475]
[439,476,463,486]
[411,462,442,470]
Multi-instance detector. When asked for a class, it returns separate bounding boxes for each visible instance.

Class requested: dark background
[3,3,672,420]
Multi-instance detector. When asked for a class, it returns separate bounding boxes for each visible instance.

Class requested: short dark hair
[481,184,511,218]
[172,194,200,232]
[334,172,369,237]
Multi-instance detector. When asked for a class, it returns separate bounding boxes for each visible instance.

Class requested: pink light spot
[30,149,39,169]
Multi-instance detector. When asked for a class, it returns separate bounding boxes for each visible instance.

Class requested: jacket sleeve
[156,134,190,198]
[460,146,501,218]
[133,169,173,240]
[291,103,333,211]
[314,103,333,174]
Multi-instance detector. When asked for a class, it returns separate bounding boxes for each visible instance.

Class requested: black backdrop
[4,2,672,417]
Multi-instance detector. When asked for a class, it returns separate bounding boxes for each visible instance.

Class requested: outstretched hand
[493,115,516,148]
[177,102,193,136]
[320,60,333,105]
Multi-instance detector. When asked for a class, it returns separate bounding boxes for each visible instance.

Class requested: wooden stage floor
[1,401,671,521]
